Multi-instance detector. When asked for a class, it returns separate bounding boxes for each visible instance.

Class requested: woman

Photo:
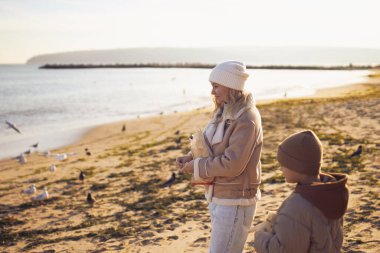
[176,61,263,253]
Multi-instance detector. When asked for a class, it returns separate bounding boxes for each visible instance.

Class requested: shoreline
[0,65,372,161]
[0,79,374,162]
[0,80,373,169]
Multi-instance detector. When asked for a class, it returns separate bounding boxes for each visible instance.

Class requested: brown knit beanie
[277,130,323,176]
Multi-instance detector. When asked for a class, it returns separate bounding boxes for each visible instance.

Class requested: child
[254,130,349,253]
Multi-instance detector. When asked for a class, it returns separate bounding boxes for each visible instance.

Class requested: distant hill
[26,46,380,66]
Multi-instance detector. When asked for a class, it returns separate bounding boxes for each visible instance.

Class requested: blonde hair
[211,89,253,123]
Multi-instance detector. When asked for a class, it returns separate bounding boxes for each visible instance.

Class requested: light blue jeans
[208,202,257,253]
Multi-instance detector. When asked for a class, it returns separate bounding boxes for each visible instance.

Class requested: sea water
[0,65,369,159]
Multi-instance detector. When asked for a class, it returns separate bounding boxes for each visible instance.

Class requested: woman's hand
[180,160,194,174]
[176,155,192,169]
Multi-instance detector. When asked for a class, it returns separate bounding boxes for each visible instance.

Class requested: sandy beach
[1,73,379,253]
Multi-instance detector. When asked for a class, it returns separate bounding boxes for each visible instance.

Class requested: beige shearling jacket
[193,104,263,203]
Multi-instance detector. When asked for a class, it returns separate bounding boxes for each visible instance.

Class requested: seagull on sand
[175,137,182,145]
[31,142,39,148]
[5,120,22,134]
[160,172,176,188]
[22,184,37,195]
[49,152,77,161]
[33,187,49,200]
[23,149,32,155]
[49,164,57,172]
[39,150,50,157]
[55,153,68,161]
[86,191,96,206]
[349,145,363,158]
[79,170,85,181]
[15,153,27,164]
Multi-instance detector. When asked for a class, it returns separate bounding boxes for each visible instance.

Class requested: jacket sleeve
[254,212,311,253]
[198,119,259,178]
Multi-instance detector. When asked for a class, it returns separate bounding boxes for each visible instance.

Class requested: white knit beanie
[209,61,249,91]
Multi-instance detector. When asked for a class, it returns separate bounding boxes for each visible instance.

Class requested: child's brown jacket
[254,173,349,253]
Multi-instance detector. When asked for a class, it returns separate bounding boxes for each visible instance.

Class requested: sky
[0,0,379,63]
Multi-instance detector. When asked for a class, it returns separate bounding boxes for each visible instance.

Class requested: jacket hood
[295,173,349,220]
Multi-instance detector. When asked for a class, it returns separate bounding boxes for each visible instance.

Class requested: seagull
[49,152,77,161]
[33,187,49,200]
[20,154,27,164]
[86,191,96,206]
[175,137,182,145]
[56,153,68,161]
[122,124,126,132]
[15,153,27,164]
[160,172,176,188]
[49,164,56,172]
[349,145,363,158]
[5,120,22,134]
[40,150,50,157]
[22,184,36,195]
[31,142,39,148]
[79,170,85,181]
[23,149,32,155]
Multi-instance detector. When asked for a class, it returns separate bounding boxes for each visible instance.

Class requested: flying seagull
[160,172,176,188]
[5,120,22,134]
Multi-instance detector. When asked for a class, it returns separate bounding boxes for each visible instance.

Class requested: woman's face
[211,82,230,104]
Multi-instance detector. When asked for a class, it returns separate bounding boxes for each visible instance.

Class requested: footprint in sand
[194,237,207,244]
[192,237,209,248]
[141,239,152,246]
[167,235,179,240]
[141,231,155,238]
